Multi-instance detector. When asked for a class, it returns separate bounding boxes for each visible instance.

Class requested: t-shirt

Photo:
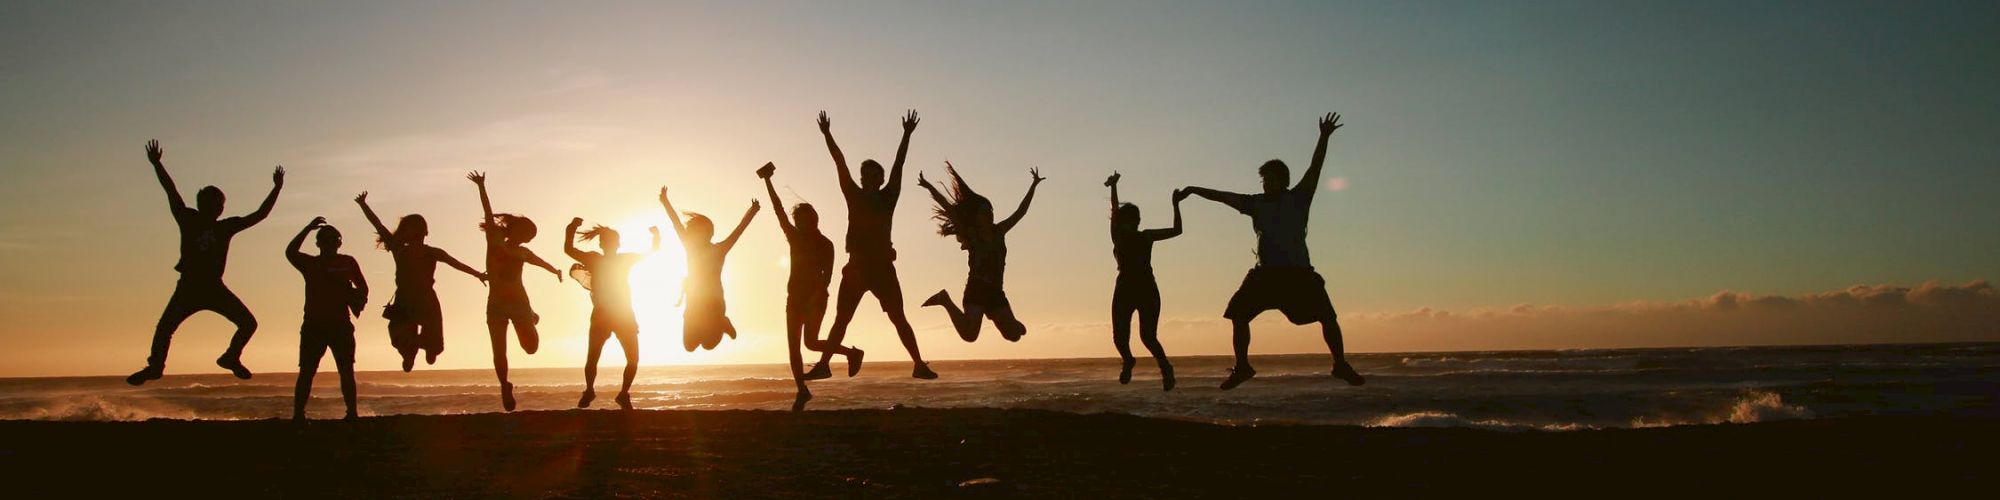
[485,241,528,301]
[290,253,363,324]
[788,230,835,293]
[1234,190,1313,268]
[1111,229,1154,276]
[174,212,248,280]
[842,188,897,260]
[576,252,643,311]
[965,233,1007,286]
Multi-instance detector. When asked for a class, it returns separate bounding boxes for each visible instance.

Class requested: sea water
[3,343,1995,429]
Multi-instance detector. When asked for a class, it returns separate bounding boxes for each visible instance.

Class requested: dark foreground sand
[1,409,1990,498]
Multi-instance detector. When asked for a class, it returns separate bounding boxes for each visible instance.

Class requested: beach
[1,409,1990,497]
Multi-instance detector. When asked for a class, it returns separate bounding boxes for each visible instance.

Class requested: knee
[239,316,260,331]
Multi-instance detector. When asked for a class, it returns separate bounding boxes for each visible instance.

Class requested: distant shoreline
[0,409,1988,497]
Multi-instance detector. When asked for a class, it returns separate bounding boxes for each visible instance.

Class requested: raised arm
[236,166,285,227]
[563,218,590,262]
[1105,171,1122,211]
[518,247,562,281]
[1147,190,1188,241]
[286,216,323,267]
[354,192,397,249]
[718,199,760,252]
[467,171,500,243]
[433,248,487,284]
[997,167,1046,233]
[658,186,686,237]
[1182,186,1251,213]
[818,112,857,195]
[145,140,188,214]
[649,226,661,253]
[885,109,919,199]
[915,170,951,210]
[757,162,794,236]
[1294,112,1343,198]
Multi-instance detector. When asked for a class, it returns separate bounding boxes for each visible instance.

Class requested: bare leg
[813,276,866,371]
[925,291,986,342]
[616,330,638,409]
[1112,298,1136,384]
[1138,298,1172,391]
[210,290,258,379]
[488,316,516,411]
[132,294,199,384]
[514,314,540,355]
[787,303,811,411]
[1323,319,1364,386]
[872,278,934,378]
[581,322,609,408]
[294,344,322,420]
[1220,318,1257,390]
[334,344,358,419]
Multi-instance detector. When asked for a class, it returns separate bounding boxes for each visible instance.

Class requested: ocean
[3,343,1995,429]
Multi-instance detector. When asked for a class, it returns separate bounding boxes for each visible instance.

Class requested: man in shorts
[286,217,366,420]
[805,110,938,380]
[1182,112,1365,390]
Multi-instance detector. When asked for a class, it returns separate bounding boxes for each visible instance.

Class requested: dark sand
[1,410,1989,498]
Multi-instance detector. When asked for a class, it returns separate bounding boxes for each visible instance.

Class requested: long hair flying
[480,213,538,244]
[576,225,618,243]
[930,162,995,248]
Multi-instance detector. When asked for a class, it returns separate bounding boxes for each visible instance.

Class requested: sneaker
[578,390,595,409]
[614,392,633,410]
[1161,363,1177,392]
[216,356,252,380]
[1118,358,1136,385]
[846,348,866,377]
[920,290,951,308]
[1332,363,1366,386]
[912,362,939,380]
[401,355,415,373]
[1219,367,1257,390]
[501,382,517,412]
[125,365,163,386]
[792,388,812,412]
[802,362,833,381]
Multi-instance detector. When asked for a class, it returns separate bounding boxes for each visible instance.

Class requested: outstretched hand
[757,162,776,179]
[748,199,762,212]
[145,140,164,164]
[308,216,328,229]
[902,109,920,133]
[1319,112,1343,136]
[353,192,368,205]
[272,166,286,186]
[568,217,584,229]
[817,111,832,134]
[658,186,669,203]
[915,171,933,189]
[1173,188,1191,203]
[1029,167,1046,186]
[467,171,486,185]
[1105,171,1121,187]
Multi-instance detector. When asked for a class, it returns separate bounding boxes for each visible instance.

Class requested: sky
[1,1,1995,377]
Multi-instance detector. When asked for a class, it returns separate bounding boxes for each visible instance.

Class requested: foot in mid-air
[1118,357,1136,385]
[803,361,833,381]
[920,290,951,308]
[501,382,517,412]
[1219,366,1256,390]
[912,361,939,380]
[1332,362,1365,386]
[614,392,633,410]
[215,356,252,380]
[792,388,812,412]
[578,389,595,408]
[400,355,415,373]
[1161,363,1176,391]
[425,349,439,366]
[846,348,865,377]
[343,412,359,421]
[126,365,163,386]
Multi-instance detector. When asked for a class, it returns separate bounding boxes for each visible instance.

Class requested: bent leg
[817,275,867,366]
[1138,300,1169,368]
[211,287,258,360]
[487,316,511,384]
[513,312,541,355]
[146,291,202,368]
[583,322,611,399]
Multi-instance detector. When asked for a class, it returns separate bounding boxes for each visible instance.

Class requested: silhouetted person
[1105,172,1184,390]
[468,171,561,412]
[128,140,283,386]
[759,162,863,411]
[565,218,657,411]
[355,192,487,372]
[917,163,1044,342]
[658,186,757,352]
[809,110,937,380]
[286,217,367,420]
[1182,112,1364,390]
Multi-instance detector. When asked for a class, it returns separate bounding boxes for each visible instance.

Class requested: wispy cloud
[311,115,634,194]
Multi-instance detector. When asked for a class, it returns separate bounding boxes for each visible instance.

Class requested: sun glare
[604,217,692,366]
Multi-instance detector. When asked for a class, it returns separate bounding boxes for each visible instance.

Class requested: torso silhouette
[1111,229,1154,276]
[486,242,528,301]
[965,231,1007,286]
[1241,190,1313,268]
[584,253,642,313]
[175,212,245,281]
[683,238,726,301]
[390,243,438,289]
[844,189,896,260]
[294,253,360,323]
[789,231,834,293]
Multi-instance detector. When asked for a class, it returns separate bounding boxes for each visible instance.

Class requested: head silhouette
[685,213,715,242]
[315,226,343,254]
[1113,203,1141,233]
[484,214,538,245]
[578,225,621,254]
[932,166,996,246]
[1259,159,1290,196]
[195,186,225,219]
[859,160,885,191]
[388,214,428,246]
[794,203,820,233]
